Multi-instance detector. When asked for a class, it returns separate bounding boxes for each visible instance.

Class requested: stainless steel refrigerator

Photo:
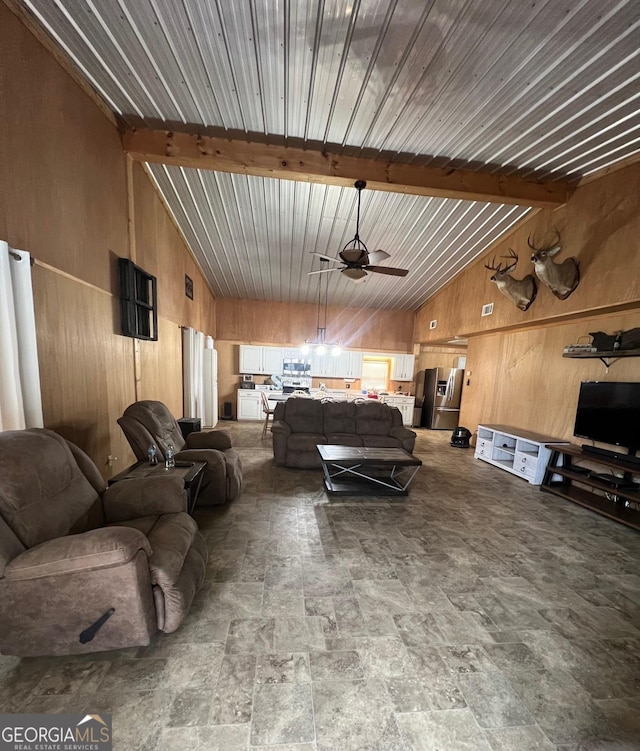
[417,368,464,429]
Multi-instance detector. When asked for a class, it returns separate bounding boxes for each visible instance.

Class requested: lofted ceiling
[16,0,640,311]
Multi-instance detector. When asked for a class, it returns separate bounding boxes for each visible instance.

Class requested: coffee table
[317,445,422,496]
[108,460,206,514]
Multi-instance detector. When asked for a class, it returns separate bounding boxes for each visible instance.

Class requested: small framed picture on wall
[185,274,194,300]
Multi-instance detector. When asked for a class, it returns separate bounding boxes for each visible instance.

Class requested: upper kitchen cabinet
[338,350,363,379]
[391,354,415,382]
[311,350,364,379]
[239,345,284,375]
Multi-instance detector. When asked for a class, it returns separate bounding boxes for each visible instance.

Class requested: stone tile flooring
[1,424,639,750]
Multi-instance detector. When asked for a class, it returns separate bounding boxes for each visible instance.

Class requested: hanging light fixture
[301,259,341,356]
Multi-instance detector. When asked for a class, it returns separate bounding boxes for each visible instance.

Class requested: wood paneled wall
[414,162,640,344]
[216,298,415,351]
[1,4,216,476]
[215,298,416,408]
[460,310,640,441]
[414,160,640,452]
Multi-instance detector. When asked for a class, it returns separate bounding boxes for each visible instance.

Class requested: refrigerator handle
[445,370,454,402]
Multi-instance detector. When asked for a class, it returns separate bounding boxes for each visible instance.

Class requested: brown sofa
[0,428,207,656]
[271,398,417,468]
[118,400,243,505]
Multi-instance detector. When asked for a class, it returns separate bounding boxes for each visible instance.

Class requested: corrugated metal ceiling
[19,0,640,310]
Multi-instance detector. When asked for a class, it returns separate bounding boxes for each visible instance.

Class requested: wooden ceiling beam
[123,127,571,209]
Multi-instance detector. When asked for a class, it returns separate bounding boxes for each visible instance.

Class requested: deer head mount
[528,229,580,300]
[485,249,537,311]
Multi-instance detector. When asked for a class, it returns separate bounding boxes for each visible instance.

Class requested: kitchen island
[236,389,416,425]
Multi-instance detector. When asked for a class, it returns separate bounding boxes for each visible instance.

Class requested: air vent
[481,303,494,317]
[429,319,437,329]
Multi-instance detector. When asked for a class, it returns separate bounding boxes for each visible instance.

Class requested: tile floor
[1,424,639,750]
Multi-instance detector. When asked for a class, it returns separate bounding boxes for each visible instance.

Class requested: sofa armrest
[185,429,232,451]
[271,420,291,437]
[3,527,151,582]
[389,427,417,442]
[103,476,187,522]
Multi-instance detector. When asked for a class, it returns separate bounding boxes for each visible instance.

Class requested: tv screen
[574,381,640,452]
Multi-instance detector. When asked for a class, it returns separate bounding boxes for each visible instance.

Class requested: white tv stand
[475,424,568,485]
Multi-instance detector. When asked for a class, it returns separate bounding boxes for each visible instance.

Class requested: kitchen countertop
[238,389,414,401]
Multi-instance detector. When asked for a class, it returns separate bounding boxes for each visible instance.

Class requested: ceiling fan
[309,180,410,283]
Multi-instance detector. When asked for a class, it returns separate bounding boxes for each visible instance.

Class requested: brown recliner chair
[0,428,208,657]
[118,400,243,506]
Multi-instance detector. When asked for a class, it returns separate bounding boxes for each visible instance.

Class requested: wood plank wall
[413,162,640,441]
[214,298,417,409]
[415,163,640,344]
[461,309,640,442]
[0,4,216,476]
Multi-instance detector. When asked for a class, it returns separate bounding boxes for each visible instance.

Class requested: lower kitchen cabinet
[237,390,263,420]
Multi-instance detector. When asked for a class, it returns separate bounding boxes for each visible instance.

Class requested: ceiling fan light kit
[308,180,409,283]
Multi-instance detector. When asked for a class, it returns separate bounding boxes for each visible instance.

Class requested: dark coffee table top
[317,445,422,467]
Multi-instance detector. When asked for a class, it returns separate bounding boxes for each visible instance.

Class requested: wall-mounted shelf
[563,349,640,368]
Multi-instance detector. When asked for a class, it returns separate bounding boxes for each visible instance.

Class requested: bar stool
[261,391,276,439]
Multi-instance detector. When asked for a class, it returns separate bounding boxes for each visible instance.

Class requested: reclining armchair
[0,429,208,657]
[118,401,243,505]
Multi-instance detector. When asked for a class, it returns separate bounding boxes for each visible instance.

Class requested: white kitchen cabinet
[341,350,363,378]
[262,347,284,374]
[310,352,338,377]
[239,345,284,375]
[311,350,363,378]
[237,390,263,420]
[391,354,415,381]
[384,396,416,426]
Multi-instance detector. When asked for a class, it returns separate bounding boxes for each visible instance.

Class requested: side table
[108,461,207,514]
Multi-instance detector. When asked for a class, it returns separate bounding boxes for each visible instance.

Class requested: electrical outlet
[429,319,437,329]
[107,455,118,467]
[481,303,494,316]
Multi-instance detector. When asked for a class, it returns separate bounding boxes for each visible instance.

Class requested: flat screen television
[574,381,640,456]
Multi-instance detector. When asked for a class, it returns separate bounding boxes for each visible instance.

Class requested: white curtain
[182,327,205,421]
[0,241,44,431]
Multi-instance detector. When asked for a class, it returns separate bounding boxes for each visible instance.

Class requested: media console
[541,444,640,530]
[474,425,569,485]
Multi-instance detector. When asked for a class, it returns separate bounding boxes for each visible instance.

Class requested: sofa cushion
[287,433,327,453]
[0,429,105,548]
[325,433,363,447]
[323,401,357,435]
[355,401,393,436]
[283,398,324,435]
[358,435,404,449]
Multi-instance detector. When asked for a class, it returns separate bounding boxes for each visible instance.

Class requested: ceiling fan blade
[310,252,340,264]
[341,267,368,281]
[367,249,390,264]
[364,265,409,277]
[308,267,339,275]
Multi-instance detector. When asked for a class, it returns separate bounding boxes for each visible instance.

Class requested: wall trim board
[2,0,119,129]
[126,155,137,264]
[34,259,112,297]
[450,300,640,343]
